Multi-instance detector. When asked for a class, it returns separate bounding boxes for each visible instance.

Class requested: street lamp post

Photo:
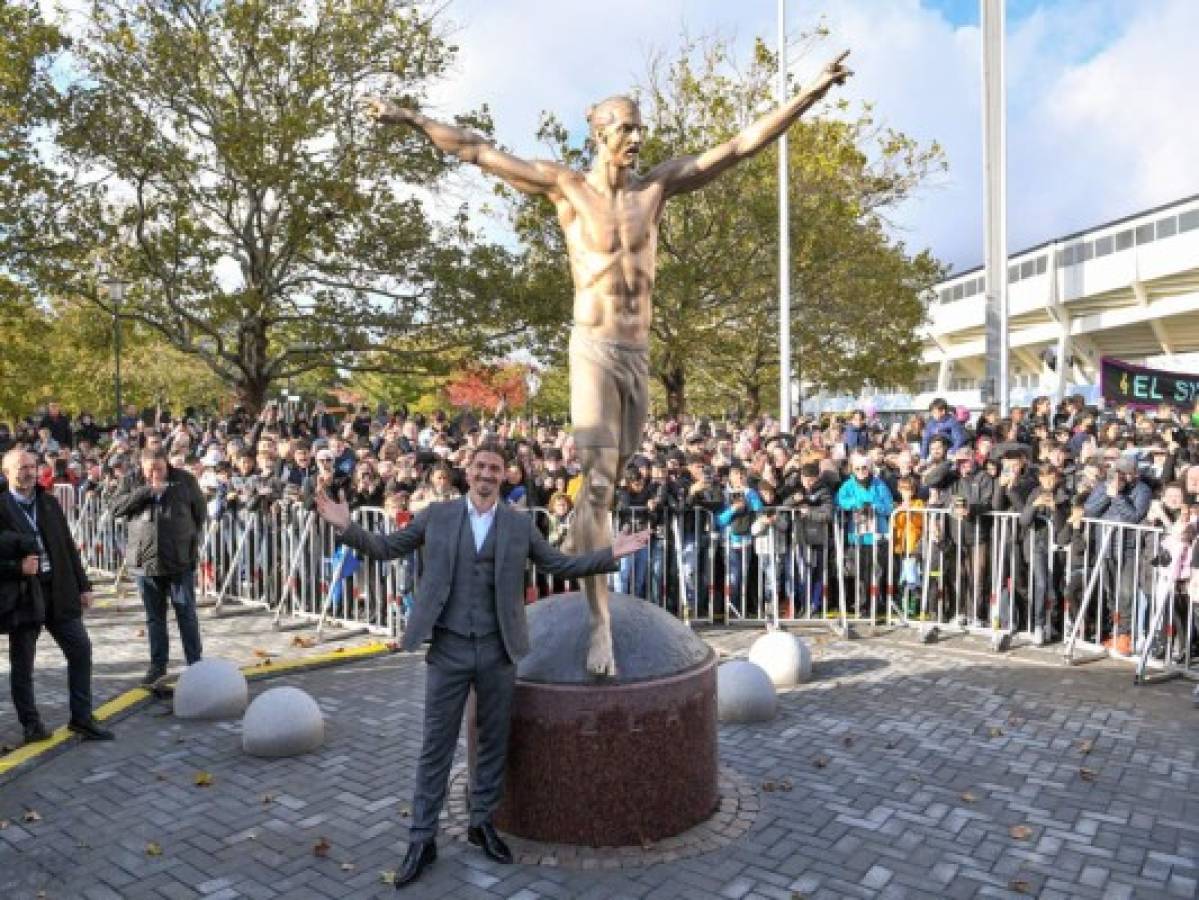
[103,276,127,429]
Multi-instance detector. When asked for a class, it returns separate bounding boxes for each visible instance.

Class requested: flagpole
[778,0,793,430]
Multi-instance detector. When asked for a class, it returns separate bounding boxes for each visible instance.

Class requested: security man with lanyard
[1,448,113,743]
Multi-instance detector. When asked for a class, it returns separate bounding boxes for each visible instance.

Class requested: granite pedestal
[475,593,718,847]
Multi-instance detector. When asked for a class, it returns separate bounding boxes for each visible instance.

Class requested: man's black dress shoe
[23,720,51,744]
[467,821,513,864]
[67,717,115,741]
[141,665,167,687]
[394,839,436,889]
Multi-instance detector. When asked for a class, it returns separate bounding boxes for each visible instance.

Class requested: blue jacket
[716,488,764,548]
[836,477,894,546]
[1083,478,1152,557]
[920,416,968,458]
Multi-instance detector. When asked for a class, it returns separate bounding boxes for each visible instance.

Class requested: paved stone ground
[0,577,374,750]
[1,618,1197,899]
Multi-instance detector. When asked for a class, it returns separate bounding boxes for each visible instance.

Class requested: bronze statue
[366,50,852,676]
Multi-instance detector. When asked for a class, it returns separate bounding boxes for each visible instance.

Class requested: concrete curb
[0,640,400,785]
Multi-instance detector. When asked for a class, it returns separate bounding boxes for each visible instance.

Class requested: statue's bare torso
[556,172,662,345]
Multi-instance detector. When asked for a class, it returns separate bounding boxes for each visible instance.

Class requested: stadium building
[808,193,1199,415]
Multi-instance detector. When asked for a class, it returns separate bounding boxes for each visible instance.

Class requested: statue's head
[586,95,643,168]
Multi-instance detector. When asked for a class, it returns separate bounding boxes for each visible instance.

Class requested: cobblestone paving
[0,578,374,751]
[1,620,1197,899]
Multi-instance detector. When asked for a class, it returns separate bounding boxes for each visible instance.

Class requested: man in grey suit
[315,441,648,889]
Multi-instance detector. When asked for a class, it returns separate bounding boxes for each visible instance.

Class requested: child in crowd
[891,476,926,619]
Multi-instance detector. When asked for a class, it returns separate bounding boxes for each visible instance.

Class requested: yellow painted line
[0,728,73,774]
[240,640,396,678]
[0,640,397,776]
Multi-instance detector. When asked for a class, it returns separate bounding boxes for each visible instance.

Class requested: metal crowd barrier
[65,491,1198,681]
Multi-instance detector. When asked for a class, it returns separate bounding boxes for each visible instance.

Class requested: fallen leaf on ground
[22,808,41,823]
[842,735,855,747]
[761,780,777,792]
[252,648,275,659]
[0,820,9,830]
[1077,739,1094,755]
[1008,878,1032,894]
[1007,715,1025,727]
[397,804,411,819]
[339,862,355,872]
[885,739,899,750]
[961,791,979,803]
[136,628,146,637]
[380,871,397,885]
[987,726,1004,738]
[313,836,331,857]
[1009,825,1033,840]
[193,771,214,787]
[779,778,793,792]
[1079,767,1098,782]
[260,794,275,804]
[334,647,345,653]
[813,754,830,769]
[145,841,163,856]
[292,635,316,648]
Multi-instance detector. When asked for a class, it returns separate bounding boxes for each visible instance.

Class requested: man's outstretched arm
[365,98,566,196]
[648,50,852,197]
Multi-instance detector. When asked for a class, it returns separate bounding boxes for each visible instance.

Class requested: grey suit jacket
[338,497,618,660]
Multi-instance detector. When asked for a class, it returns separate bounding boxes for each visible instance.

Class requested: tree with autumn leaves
[443,362,532,416]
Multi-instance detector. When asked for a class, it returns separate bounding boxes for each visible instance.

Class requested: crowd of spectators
[3,391,1198,657]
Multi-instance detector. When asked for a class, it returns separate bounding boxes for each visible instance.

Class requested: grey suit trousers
[410,627,516,841]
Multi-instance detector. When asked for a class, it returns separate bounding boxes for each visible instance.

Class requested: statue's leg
[573,444,620,677]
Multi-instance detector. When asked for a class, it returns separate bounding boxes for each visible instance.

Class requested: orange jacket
[892,500,926,556]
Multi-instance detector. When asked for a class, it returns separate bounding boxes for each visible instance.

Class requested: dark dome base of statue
[478,593,719,847]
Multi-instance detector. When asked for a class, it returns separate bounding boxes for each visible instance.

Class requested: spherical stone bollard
[173,659,248,720]
[747,631,812,688]
[242,687,325,758]
[716,660,777,723]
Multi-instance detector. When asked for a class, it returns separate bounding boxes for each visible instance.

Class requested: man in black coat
[1,448,113,743]
[110,447,208,685]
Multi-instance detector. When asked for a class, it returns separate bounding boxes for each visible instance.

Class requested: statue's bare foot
[586,619,616,678]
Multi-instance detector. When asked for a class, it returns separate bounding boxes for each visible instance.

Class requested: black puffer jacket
[0,528,44,634]
[781,481,834,546]
[110,466,207,576]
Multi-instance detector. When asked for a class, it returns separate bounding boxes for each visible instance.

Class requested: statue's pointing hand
[820,49,853,90]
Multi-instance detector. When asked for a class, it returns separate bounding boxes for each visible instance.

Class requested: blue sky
[422,0,1199,273]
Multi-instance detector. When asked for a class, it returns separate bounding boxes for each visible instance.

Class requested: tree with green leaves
[32,0,555,413]
[508,33,945,417]
[1,0,69,282]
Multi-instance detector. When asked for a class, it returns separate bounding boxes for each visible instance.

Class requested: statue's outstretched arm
[365,98,566,196]
[648,50,852,198]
